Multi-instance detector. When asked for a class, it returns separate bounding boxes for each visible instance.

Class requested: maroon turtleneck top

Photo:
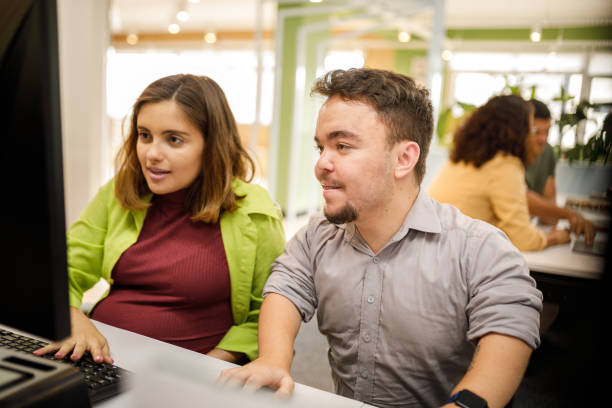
[91,189,233,354]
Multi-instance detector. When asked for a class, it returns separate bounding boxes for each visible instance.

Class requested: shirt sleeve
[66,182,112,310]
[489,159,547,251]
[464,225,543,349]
[263,216,321,323]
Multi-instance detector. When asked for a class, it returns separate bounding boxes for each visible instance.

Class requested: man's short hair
[529,99,551,120]
[311,68,434,185]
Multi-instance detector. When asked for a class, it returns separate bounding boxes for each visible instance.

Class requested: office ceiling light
[530,25,542,42]
[398,31,411,43]
[168,23,180,34]
[441,49,453,61]
[126,33,139,45]
[309,0,323,3]
[187,0,200,3]
[177,10,190,22]
[204,32,217,44]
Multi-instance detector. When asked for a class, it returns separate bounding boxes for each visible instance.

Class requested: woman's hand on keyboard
[33,306,114,364]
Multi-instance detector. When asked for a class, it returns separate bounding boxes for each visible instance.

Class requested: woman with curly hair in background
[428,94,569,251]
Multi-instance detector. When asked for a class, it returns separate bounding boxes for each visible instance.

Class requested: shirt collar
[344,187,442,251]
[400,187,442,235]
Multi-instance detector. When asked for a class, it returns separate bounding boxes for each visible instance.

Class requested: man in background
[525,99,595,246]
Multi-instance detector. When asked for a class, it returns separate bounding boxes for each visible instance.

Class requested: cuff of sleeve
[69,290,83,311]
[539,230,548,250]
[216,323,259,362]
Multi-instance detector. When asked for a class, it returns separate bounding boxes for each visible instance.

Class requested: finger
[275,375,295,399]
[574,221,584,236]
[217,367,248,388]
[54,341,77,359]
[101,343,114,365]
[584,225,595,246]
[33,343,60,356]
[70,342,87,361]
[217,368,236,385]
[568,218,580,234]
[243,376,264,393]
[89,342,106,364]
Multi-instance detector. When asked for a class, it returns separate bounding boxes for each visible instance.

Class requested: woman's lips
[147,167,170,181]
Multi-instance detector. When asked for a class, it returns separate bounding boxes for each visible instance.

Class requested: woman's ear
[394,140,420,180]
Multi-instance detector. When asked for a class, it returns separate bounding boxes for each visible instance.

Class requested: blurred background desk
[523,240,605,304]
[94,320,370,408]
[522,241,604,280]
[523,191,609,301]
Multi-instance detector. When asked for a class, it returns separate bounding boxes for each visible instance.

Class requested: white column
[56,0,110,227]
[426,0,445,130]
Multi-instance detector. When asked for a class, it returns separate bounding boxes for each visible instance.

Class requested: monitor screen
[0,0,70,341]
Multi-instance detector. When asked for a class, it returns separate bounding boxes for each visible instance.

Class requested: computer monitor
[0,0,71,341]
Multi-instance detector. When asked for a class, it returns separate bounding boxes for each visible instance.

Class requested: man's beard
[324,203,358,224]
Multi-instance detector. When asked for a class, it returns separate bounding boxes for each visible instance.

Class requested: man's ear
[394,140,420,180]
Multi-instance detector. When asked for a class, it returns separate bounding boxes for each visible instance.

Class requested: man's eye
[314,145,323,153]
[337,144,349,151]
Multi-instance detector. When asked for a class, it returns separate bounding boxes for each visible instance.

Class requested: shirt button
[363,333,370,342]
[373,257,379,264]
[360,370,368,379]
[367,295,375,304]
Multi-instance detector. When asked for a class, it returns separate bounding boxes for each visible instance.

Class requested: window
[106,48,275,124]
[446,51,612,149]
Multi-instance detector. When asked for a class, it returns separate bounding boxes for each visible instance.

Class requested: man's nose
[315,150,334,173]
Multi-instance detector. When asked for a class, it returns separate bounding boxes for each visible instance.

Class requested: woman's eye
[170,135,183,144]
[138,132,150,140]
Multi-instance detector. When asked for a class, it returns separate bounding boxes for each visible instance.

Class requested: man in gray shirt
[219,68,543,408]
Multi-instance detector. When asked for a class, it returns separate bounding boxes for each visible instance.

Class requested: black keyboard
[0,328,129,404]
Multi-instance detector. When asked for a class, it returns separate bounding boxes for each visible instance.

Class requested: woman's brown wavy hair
[114,74,254,223]
[450,94,533,168]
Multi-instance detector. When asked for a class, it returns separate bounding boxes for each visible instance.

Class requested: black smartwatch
[447,389,488,408]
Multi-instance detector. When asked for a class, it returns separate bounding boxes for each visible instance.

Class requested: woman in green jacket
[35,74,285,365]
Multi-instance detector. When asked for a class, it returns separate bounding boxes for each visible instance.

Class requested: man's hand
[566,210,595,246]
[217,293,302,398]
[33,306,113,364]
[217,357,295,398]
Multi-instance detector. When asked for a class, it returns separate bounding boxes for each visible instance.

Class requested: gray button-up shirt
[264,190,542,408]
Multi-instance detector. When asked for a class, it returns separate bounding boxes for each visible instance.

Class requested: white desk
[522,241,605,280]
[93,320,371,408]
[522,199,608,280]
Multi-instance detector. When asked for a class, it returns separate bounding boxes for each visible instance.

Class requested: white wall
[57,0,110,227]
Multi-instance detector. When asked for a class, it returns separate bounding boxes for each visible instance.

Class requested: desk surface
[522,241,605,279]
[522,200,607,280]
[93,320,370,408]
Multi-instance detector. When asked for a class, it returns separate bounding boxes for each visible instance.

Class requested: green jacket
[67,178,285,361]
